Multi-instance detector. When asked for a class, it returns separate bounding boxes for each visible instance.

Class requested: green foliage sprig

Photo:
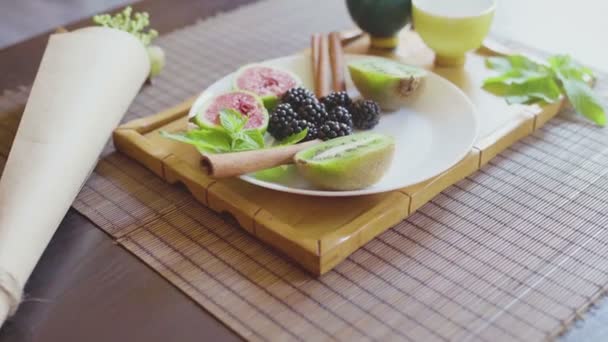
[484,54,606,126]
[161,109,308,154]
[93,6,158,46]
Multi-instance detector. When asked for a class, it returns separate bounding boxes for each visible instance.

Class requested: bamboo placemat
[2,0,608,340]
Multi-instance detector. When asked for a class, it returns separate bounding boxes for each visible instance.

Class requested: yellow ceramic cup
[413,0,495,67]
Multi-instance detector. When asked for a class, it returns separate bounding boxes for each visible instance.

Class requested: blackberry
[281,87,317,110]
[268,103,318,141]
[318,121,352,140]
[301,121,319,141]
[321,91,352,111]
[327,106,353,128]
[297,101,328,126]
[350,99,381,129]
[267,103,298,140]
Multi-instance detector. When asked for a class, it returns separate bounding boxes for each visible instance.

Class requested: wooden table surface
[0,0,606,341]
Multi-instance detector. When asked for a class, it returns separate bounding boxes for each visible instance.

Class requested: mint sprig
[161,108,313,153]
[484,54,606,126]
[161,109,265,153]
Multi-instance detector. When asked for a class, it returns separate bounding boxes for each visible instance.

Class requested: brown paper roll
[0,27,149,327]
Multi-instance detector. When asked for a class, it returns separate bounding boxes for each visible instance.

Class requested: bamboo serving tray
[113,31,564,275]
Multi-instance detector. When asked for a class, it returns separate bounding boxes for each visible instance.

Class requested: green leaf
[486,55,545,72]
[160,129,231,154]
[550,57,595,90]
[278,128,309,146]
[162,111,268,153]
[219,109,247,133]
[561,79,606,126]
[484,69,550,87]
[485,57,512,72]
[484,73,561,104]
[231,135,259,151]
[548,55,594,82]
[187,129,232,151]
[505,95,532,104]
[485,53,604,126]
[243,130,265,148]
[548,55,605,126]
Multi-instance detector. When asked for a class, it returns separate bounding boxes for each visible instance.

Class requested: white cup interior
[413,0,495,18]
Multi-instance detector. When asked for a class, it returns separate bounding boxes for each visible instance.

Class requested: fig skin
[192,91,269,132]
[232,64,301,111]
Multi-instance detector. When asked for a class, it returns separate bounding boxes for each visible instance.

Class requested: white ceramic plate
[188,54,478,197]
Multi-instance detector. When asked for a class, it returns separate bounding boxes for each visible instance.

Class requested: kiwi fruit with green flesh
[348,58,426,111]
[294,132,395,191]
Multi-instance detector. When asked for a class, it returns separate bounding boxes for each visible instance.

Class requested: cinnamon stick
[202,139,322,178]
[329,32,346,92]
[311,33,330,97]
[340,30,364,46]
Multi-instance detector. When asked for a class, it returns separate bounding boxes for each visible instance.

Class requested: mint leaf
[484,53,605,126]
[160,129,231,153]
[243,129,265,148]
[485,57,512,72]
[219,109,247,133]
[162,110,268,153]
[505,95,532,104]
[231,131,264,151]
[187,129,232,151]
[561,79,606,126]
[510,77,561,104]
[547,55,606,126]
[486,55,544,72]
[548,55,594,82]
[278,128,309,146]
[484,69,550,87]
[484,72,561,104]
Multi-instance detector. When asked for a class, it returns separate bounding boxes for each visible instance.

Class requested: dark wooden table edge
[0,1,257,341]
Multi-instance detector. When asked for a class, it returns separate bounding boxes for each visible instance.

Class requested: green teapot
[346,0,412,49]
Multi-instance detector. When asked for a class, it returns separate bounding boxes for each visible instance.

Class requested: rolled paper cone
[0,27,149,326]
[202,139,322,178]
[0,300,7,327]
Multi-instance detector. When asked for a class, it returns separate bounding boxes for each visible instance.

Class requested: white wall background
[492,0,608,71]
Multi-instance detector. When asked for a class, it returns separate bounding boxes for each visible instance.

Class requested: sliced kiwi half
[348,58,426,111]
[294,132,395,191]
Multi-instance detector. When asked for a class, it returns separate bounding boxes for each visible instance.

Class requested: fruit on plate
[348,58,426,110]
[326,106,353,128]
[233,64,301,110]
[321,91,353,111]
[350,99,381,129]
[193,90,269,131]
[317,121,353,141]
[294,132,395,190]
[281,87,318,110]
[268,103,318,141]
